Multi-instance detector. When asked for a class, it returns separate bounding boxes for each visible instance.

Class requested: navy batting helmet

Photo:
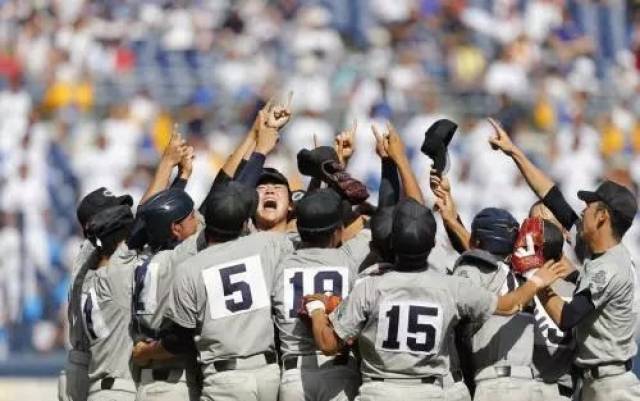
[471,207,519,255]
[140,189,194,251]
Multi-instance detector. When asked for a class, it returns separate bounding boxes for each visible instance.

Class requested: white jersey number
[202,255,270,320]
[376,301,443,355]
[283,266,349,321]
[81,287,110,340]
[133,259,159,315]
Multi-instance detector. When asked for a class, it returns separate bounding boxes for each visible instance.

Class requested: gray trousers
[355,378,470,401]
[533,381,571,401]
[474,377,541,401]
[59,352,90,401]
[579,372,640,401]
[278,362,360,401]
[135,368,200,401]
[87,378,137,401]
[200,363,280,401]
[58,370,69,401]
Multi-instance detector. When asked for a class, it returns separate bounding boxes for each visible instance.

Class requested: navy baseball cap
[391,199,437,260]
[578,180,638,226]
[203,182,258,238]
[77,187,133,229]
[296,189,342,233]
[421,119,457,174]
[257,167,290,191]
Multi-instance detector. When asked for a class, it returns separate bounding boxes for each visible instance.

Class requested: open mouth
[263,200,278,210]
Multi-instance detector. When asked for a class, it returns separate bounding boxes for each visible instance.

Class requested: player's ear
[170,221,182,240]
[595,203,609,228]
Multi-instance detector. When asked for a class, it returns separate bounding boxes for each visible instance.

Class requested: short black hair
[595,201,630,241]
[542,219,564,261]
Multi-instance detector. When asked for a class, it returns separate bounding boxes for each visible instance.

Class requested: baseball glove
[511,217,545,274]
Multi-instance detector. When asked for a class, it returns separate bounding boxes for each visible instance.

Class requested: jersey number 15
[376,301,443,355]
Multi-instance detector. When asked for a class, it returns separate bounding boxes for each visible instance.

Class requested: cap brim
[258,172,289,188]
[577,190,600,203]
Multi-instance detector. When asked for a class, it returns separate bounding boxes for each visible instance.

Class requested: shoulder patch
[456,269,470,279]
[593,270,607,286]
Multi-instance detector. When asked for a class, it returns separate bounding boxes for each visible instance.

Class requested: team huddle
[58,97,639,401]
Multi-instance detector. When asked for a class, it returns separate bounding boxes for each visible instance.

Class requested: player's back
[273,236,367,359]
[453,251,535,371]
[83,244,140,382]
[170,231,293,364]
[355,266,489,380]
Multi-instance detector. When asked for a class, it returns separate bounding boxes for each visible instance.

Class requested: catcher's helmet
[471,208,519,256]
[140,189,194,251]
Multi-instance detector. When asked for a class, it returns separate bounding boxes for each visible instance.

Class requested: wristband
[528,275,544,289]
[305,300,326,315]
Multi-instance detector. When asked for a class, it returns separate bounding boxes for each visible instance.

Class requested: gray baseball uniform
[132,231,205,401]
[273,230,371,401]
[82,244,142,401]
[165,231,294,401]
[59,240,97,401]
[531,279,576,401]
[453,249,538,401]
[356,263,471,401]
[573,243,640,401]
[329,265,497,401]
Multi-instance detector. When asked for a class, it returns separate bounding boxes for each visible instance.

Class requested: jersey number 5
[203,255,270,320]
[376,301,443,355]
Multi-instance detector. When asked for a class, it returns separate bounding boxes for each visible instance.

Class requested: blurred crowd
[0,0,639,358]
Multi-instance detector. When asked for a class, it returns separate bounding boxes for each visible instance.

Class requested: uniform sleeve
[453,264,483,286]
[340,229,372,270]
[71,240,96,282]
[453,276,497,323]
[165,265,201,329]
[329,277,372,341]
[576,260,623,309]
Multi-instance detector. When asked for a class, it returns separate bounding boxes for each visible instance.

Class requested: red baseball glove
[511,217,545,274]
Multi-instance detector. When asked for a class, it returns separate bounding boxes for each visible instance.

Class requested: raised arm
[235,96,292,187]
[372,125,400,208]
[430,173,470,252]
[488,118,579,230]
[140,128,190,205]
[220,106,263,179]
[335,120,357,169]
[488,118,554,198]
[383,123,425,205]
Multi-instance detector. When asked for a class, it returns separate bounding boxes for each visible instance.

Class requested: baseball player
[452,208,558,401]
[58,188,134,401]
[80,205,139,401]
[304,199,563,401]
[133,182,294,401]
[521,209,577,401]
[489,119,640,401]
[130,189,203,401]
[273,189,371,401]
[254,167,294,233]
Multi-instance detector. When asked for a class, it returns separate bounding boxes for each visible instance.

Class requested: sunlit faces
[172,209,198,241]
[256,183,291,230]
